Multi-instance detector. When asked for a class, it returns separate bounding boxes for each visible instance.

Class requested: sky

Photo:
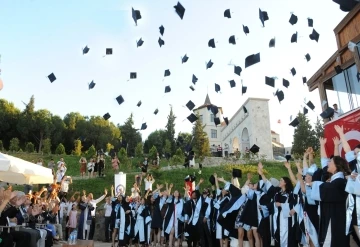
[0,0,347,147]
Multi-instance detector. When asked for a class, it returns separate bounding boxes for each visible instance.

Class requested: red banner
[324,108,360,157]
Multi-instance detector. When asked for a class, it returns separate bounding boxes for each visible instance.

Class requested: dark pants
[89,217,96,240]
[198,217,212,247]
[104,216,111,241]
[186,224,199,247]
[98,165,104,176]
[11,230,31,246]
[65,216,70,240]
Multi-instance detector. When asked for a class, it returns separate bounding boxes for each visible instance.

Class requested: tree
[16,95,36,145]
[0,99,21,150]
[9,138,20,152]
[0,140,3,151]
[42,138,52,155]
[118,114,141,156]
[25,142,35,153]
[176,132,192,151]
[292,113,317,155]
[165,107,176,154]
[106,143,114,153]
[50,115,66,151]
[135,142,144,158]
[145,130,166,155]
[192,112,210,160]
[33,109,55,153]
[164,139,171,155]
[86,145,96,158]
[55,143,66,155]
[73,140,82,156]
[313,117,324,151]
[149,145,158,160]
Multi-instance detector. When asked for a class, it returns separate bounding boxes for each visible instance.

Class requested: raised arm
[94,188,108,204]
[284,162,297,185]
[303,149,309,169]
[214,173,219,190]
[319,137,327,158]
[168,183,173,195]
[258,162,267,182]
[111,185,114,198]
[333,136,341,156]
[335,125,351,153]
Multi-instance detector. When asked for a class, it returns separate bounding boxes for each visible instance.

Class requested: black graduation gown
[116,202,131,246]
[163,197,184,239]
[151,196,163,229]
[139,206,151,244]
[240,191,258,228]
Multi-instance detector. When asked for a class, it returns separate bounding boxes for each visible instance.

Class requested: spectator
[48,159,55,170]
[57,157,65,168]
[60,176,72,199]
[87,158,95,178]
[144,174,155,191]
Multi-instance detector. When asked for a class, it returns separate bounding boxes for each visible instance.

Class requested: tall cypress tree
[165,106,176,154]
[292,113,317,156]
[192,112,210,160]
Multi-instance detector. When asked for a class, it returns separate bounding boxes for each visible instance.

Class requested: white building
[193,94,275,160]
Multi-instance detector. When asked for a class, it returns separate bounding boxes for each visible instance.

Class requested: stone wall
[201,157,247,167]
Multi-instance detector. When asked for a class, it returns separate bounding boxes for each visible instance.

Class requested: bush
[223,164,269,177]
[72,140,82,156]
[149,145,158,160]
[86,145,96,158]
[9,138,20,152]
[118,148,131,169]
[135,142,143,158]
[175,147,184,158]
[0,140,3,151]
[170,155,184,166]
[25,142,35,153]
[55,143,66,155]
[106,143,114,153]
[42,138,52,155]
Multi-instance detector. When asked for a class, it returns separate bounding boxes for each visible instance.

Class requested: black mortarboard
[289,118,299,127]
[269,38,275,48]
[289,13,298,25]
[232,168,242,178]
[234,66,242,76]
[132,8,142,25]
[275,90,284,103]
[309,29,320,42]
[106,48,113,55]
[159,25,165,36]
[187,113,198,123]
[229,80,236,88]
[207,60,214,69]
[242,86,247,95]
[320,107,334,119]
[182,54,189,63]
[302,77,307,84]
[174,2,185,20]
[158,37,165,47]
[88,80,95,90]
[250,144,260,154]
[291,32,298,43]
[243,25,249,35]
[245,53,260,68]
[224,9,231,18]
[283,79,290,88]
[243,106,248,114]
[291,68,296,76]
[209,175,216,185]
[186,100,195,111]
[303,107,309,115]
[190,86,195,91]
[83,46,90,55]
[116,95,124,105]
[165,86,171,93]
[141,123,147,130]
[305,53,311,62]
[308,18,313,27]
[48,73,56,83]
[164,69,171,77]
[335,65,343,74]
[136,38,144,47]
[214,117,220,126]
[210,105,219,115]
[154,109,159,115]
[137,101,142,107]
[306,101,315,110]
[224,117,229,125]
[265,76,275,87]
[215,83,221,93]
[192,74,198,84]
[103,113,111,120]
[208,38,216,48]
[130,72,137,79]
[229,35,236,45]
[259,8,269,27]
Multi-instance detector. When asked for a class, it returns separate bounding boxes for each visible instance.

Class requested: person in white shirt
[144,174,155,191]
[103,197,113,242]
[87,159,95,178]
[86,189,108,240]
[60,176,72,198]
[56,165,67,184]
[333,103,344,119]
[57,158,66,168]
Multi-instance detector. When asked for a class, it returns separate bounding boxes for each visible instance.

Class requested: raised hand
[258,162,263,170]
[104,188,108,195]
[296,173,303,181]
[247,173,253,180]
[199,178,204,184]
[319,137,327,145]
[333,136,341,146]
[284,162,291,169]
[334,125,344,135]
[213,173,217,178]
[169,183,173,188]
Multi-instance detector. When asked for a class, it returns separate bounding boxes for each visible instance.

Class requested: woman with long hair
[79,157,87,178]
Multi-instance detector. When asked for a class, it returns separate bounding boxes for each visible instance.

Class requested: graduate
[134,197,152,246]
[115,195,131,247]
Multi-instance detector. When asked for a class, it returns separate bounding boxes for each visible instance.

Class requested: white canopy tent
[0,152,53,185]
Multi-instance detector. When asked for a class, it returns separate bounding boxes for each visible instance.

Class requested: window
[199,115,203,122]
[210,114,214,122]
[346,65,360,109]
[211,129,217,138]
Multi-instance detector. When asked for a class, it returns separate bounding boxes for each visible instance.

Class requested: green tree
[145,130,166,155]
[33,109,55,153]
[86,145,96,158]
[42,138,52,155]
[118,148,127,161]
[164,139,171,155]
[149,145,158,160]
[292,113,317,155]
[135,142,144,158]
[192,112,210,160]
[165,107,176,154]
[176,132,192,151]
[106,143,114,153]
[73,140,82,156]
[25,142,35,153]
[50,115,66,151]
[16,95,36,145]
[118,114,141,156]
[55,143,66,155]
[63,112,85,153]
[0,99,21,150]
[9,138,20,152]
[0,140,3,151]
[313,117,324,151]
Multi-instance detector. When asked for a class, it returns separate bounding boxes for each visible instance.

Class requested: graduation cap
[164,69,171,77]
[275,90,284,103]
[106,48,113,55]
[83,46,90,55]
[130,72,137,79]
[232,168,242,178]
[192,74,198,84]
[283,79,290,88]
[208,39,216,48]
[289,118,300,127]
[242,86,247,95]
[158,37,165,47]
[165,86,171,93]
[136,38,144,47]
[289,13,298,25]
[186,100,195,111]
[234,66,242,76]
[320,107,334,119]
[224,9,231,18]
[259,8,269,27]
[245,53,260,68]
[174,2,185,20]
[103,113,111,120]
[229,35,236,45]
[250,144,260,154]
[306,101,315,110]
[229,80,236,88]
[141,123,147,130]
[137,101,142,107]
[303,107,309,115]
[154,109,159,115]
[243,106,248,114]
[132,7,142,25]
[206,60,214,69]
[48,73,56,83]
[187,113,198,123]
[209,175,216,185]
[335,65,343,74]
[302,77,307,84]
[189,86,195,91]
[182,54,189,63]
[291,32,298,43]
[224,117,229,125]
[269,38,275,48]
[308,18,313,27]
[88,80,95,90]
[210,105,219,115]
[215,83,221,93]
[265,76,275,87]
[305,53,311,62]
[214,117,220,126]
[309,29,320,42]
[159,25,165,36]
[290,68,296,76]
[243,25,249,35]
[116,95,124,105]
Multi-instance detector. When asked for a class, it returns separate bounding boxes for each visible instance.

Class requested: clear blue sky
[0,0,346,147]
